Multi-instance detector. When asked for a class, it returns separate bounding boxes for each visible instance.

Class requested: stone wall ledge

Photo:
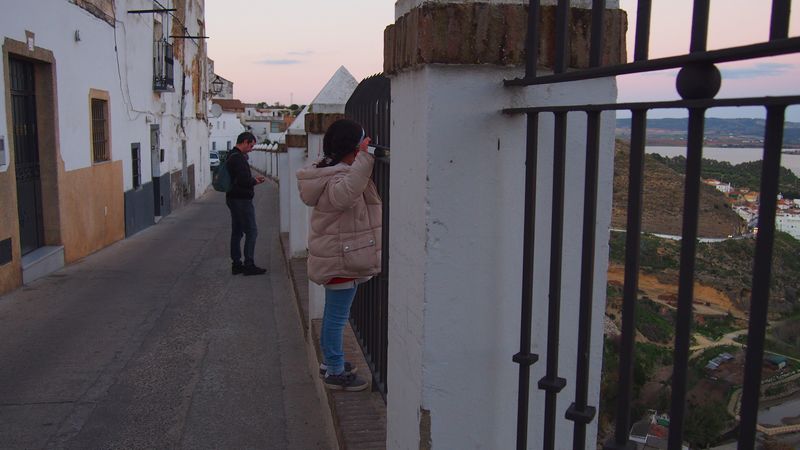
[305,113,347,135]
[384,3,627,74]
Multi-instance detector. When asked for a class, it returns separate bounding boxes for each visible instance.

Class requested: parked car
[210,151,220,169]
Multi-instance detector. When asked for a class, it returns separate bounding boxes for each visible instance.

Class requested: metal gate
[346,74,391,397]
[10,57,44,256]
[504,1,800,449]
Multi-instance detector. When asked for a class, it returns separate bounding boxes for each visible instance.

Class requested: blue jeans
[226,198,258,266]
[321,286,358,375]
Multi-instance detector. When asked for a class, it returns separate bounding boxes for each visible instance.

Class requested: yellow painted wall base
[59,162,125,263]
[0,168,22,294]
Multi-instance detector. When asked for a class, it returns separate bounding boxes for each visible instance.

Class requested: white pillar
[307,130,325,321]
[385,2,623,449]
[278,151,290,233]
[288,144,308,258]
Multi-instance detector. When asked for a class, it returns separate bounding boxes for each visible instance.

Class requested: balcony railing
[504,1,800,449]
[153,39,174,92]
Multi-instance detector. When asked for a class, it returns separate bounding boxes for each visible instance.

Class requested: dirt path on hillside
[607,264,748,319]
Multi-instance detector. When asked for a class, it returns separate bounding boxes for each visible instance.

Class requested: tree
[683,401,728,448]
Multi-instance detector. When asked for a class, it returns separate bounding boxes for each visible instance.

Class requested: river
[758,395,800,426]
[645,146,800,178]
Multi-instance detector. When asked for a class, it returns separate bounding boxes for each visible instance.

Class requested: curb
[279,234,387,450]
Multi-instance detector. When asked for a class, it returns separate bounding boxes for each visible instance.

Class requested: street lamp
[209,75,223,96]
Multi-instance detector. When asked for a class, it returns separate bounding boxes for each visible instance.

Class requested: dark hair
[236,131,256,144]
[318,119,363,167]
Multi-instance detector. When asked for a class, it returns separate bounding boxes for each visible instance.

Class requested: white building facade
[776,213,800,240]
[0,0,211,293]
[209,99,246,156]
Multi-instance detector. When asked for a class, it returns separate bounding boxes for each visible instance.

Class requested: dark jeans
[226,197,258,266]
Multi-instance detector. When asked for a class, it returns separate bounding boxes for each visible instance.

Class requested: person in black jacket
[226,132,267,275]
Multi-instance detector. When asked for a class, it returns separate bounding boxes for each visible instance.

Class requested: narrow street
[0,182,331,449]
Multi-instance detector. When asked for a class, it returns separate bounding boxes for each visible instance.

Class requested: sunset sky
[205,0,799,120]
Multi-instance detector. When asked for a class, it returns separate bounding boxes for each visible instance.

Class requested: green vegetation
[608,232,680,273]
[636,299,675,344]
[649,154,800,198]
[600,338,673,429]
[609,230,800,318]
[765,383,788,396]
[683,400,730,448]
[695,314,738,340]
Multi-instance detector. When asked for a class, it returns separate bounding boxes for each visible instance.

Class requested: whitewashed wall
[387,63,616,449]
[210,112,246,152]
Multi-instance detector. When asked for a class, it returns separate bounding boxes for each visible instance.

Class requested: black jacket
[225,147,256,199]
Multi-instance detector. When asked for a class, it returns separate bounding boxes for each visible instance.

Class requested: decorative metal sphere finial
[676,63,722,100]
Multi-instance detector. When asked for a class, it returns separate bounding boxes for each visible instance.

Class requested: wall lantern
[209,75,224,96]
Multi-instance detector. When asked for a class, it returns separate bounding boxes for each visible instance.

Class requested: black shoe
[242,264,267,276]
[319,361,357,377]
[232,264,244,275]
[324,372,369,392]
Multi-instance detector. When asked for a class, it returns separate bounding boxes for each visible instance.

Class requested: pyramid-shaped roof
[308,66,358,114]
[287,105,309,135]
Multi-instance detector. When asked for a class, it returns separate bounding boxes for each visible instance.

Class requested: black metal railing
[346,74,391,397]
[153,39,174,91]
[504,1,800,449]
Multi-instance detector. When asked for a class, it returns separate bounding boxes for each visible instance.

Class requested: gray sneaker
[319,362,357,377]
[324,372,369,391]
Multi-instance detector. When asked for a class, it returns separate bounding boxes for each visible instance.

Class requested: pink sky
[206,1,799,120]
[205,0,392,106]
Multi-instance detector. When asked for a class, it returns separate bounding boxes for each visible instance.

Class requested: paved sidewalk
[0,182,333,449]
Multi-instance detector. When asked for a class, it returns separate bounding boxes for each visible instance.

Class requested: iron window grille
[91,98,110,163]
[153,39,174,92]
[131,143,141,189]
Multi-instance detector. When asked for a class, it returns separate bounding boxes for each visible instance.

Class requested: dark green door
[10,57,44,255]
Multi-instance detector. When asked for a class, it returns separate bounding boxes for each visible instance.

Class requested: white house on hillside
[241,105,291,145]
[776,213,800,240]
[209,98,246,157]
[0,0,211,293]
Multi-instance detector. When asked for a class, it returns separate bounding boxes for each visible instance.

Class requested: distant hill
[650,154,800,199]
[612,140,745,238]
[616,117,800,147]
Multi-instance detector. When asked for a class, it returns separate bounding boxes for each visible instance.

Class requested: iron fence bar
[667,107,706,450]
[539,111,569,450]
[502,94,800,114]
[566,111,602,449]
[555,0,571,74]
[589,0,607,68]
[770,0,791,40]
[526,0,542,77]
[689,0,710,52]
[737,105,786,449]
[604,109,647,450]
[514,113,541,450]
[504,36,800,86]
[633,0,652,61]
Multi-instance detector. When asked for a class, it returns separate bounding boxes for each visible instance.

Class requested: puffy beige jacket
[296,151,382,285]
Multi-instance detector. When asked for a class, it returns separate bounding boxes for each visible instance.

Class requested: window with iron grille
[131,143,141,189]
[91,98,109,163]
[153,39,174,92]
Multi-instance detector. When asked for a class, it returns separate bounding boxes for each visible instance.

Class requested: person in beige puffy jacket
[296,119,382,391]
